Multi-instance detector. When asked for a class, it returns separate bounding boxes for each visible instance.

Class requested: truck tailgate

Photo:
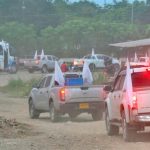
[24,59,38,67]
[65,86,104,103]
[137,91,150,113]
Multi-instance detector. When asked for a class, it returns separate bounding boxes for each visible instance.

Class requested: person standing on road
[61,62,68,72]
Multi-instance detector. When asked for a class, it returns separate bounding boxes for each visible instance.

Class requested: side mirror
[103,85,112,92]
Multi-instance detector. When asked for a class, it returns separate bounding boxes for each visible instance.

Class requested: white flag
[123,59,133,107]
[82,61,93,85]
[34,50,37,59]
[40,49,45,59]
[54,61,65,86]
[92,48,95,56]
[134,52,138,62]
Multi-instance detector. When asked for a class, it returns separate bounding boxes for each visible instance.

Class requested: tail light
[35,60,39,64]
[59,88,65,101]
[132,95,137,109]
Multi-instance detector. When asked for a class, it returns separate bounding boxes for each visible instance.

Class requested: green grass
[0,79,38,97]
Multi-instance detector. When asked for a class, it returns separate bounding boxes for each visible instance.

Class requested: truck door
[35,77,47,109]
[40,75,52,111]
[110,76,122,120]
[47,56,53,70]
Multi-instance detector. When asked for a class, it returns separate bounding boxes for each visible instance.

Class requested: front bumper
[59,101,105,114]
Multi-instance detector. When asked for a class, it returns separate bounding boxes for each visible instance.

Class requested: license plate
[79,103,89,109]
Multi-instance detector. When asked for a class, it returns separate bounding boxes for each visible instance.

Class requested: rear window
[132,72,150,87]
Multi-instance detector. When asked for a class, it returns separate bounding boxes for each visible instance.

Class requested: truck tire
[41,65,48,73]
[105,107,119,135]
[89,64,95,72]
[29,99,40,119]
[49,102,58,122]
[91,110,103,121]
[121,111,136,142]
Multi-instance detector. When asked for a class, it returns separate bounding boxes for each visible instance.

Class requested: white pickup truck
[104,66,150,141]
[24,55,59,73]
[28,72,105,122]
[73,54,120,73]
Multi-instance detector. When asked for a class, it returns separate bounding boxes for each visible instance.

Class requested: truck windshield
[132,72,150,88]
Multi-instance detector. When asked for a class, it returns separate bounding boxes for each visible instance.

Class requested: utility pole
[22,0,26,23]
[131,1,134,24]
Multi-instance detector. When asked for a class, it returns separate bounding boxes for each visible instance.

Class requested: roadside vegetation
[0,71,108,97]
[0,79,38,97]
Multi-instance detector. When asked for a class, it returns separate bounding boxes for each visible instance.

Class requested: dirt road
[0,72,150,150]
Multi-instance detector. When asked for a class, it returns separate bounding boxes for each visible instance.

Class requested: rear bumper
[59,101,105,114]
[135,115,150,122]
[26,65,40,70]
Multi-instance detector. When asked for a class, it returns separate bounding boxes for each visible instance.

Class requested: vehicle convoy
[104,66,150,141]
[24,55,59,73]
[0,40,17,73]
[28,72,105,122]
[73,54,120,73]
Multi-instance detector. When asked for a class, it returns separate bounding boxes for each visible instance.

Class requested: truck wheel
[42,65,48,73]
[89,64,95,72]
[105,108,119,135]
[49,102,58,122]
[91,110,103,121]
[121,111,136,142]
[29,99,40,119]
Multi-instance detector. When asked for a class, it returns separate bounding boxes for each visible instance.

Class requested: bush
[0,78,39,97]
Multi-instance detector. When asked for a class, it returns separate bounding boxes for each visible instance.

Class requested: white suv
[104,66,150,141]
